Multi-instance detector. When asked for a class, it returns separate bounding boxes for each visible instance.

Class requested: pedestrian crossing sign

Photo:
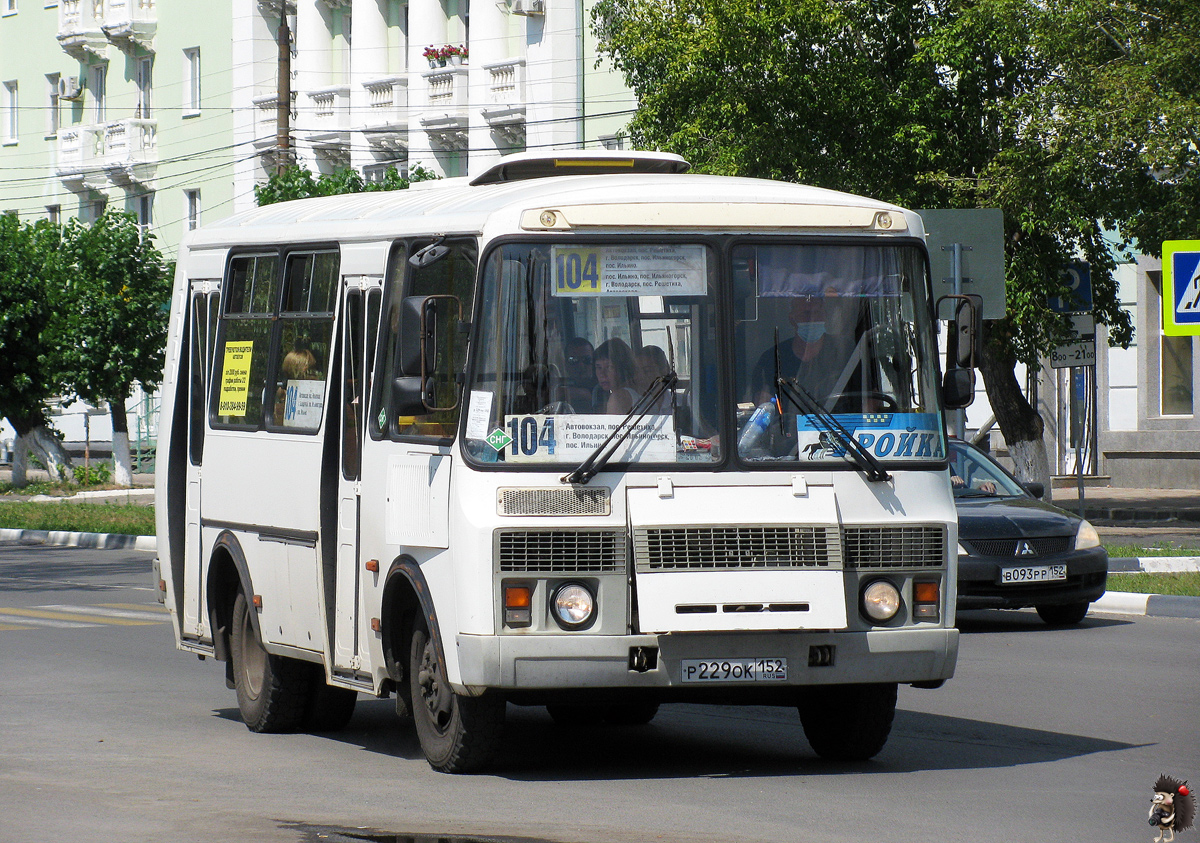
[1163,241,1200,336]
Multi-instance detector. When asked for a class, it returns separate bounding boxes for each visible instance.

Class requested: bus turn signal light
[914,581,940,621]
[504,585,532,628]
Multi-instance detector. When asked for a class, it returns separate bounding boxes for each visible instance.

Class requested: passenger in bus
[274,342,321,422]
[593,338,639,414]
[562,337,597,413]
[635,345,674,413]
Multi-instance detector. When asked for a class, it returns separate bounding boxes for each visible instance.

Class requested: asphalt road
[1,542,1197,843]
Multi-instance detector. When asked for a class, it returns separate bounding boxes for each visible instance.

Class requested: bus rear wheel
[410,620,504,773]
[230,591,312,733]
[797,683,897,761]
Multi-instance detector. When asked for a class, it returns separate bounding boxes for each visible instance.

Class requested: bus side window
[270,251,338,432]
[372,239,476,440]
[188,289,219,464]
[213,254,278,428]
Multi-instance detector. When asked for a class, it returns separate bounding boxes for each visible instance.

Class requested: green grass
[1103,543,1200,558]
[1107,572,1200,597]
[0,502,155,536]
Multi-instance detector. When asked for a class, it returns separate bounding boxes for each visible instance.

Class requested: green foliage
[254,163,441,206]
[58,211,172,410]
[1107,572,1200,597]
[592,0,1200,369]
[75,461,113,487]
[0,215,70,430]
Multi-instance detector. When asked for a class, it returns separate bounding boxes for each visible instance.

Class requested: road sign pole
[948,243,967,439]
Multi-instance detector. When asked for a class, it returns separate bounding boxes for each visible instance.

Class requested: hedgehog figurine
[1150,775,1196,843]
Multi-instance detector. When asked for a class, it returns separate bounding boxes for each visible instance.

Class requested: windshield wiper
[775,375,891,483]
[561,372,678,485]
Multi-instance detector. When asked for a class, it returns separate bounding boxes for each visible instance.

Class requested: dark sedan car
[950,439,1108,625]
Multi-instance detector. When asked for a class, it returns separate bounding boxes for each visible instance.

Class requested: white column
[408,0,448,174]
[293,0,330,167]
[351,0,390,172]
[524,0,579,154]
[467,0,510,174]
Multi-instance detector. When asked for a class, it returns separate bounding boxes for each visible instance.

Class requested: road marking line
[0,622,33,630]
[98,602,169,614]
[41,604,169,622]
[0,607,148,626]
[0,612,95,628]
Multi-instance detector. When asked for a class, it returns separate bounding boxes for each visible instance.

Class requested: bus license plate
[680,658,788,683]
[1000,564,1067,584]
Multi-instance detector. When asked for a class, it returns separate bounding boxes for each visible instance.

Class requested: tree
[0,214,75,485]
[593,0,1195,489]
[254,163,440,206]
[59,211,172,487]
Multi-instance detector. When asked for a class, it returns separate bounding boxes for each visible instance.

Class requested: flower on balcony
[423,45,442,60]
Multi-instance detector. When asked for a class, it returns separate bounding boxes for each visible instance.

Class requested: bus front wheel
[409,619,504,773]
[797,683,897,761]
[230,591,311,733]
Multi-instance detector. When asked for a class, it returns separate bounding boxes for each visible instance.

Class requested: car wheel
[410,618,504,773]
[1036,601,1089,626]
[798,683,897,761]
[303,676,358,732]
[230,591,312,733]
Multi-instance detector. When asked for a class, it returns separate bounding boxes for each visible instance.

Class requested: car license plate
[680,658,788,683]
[1000,564,1067,584]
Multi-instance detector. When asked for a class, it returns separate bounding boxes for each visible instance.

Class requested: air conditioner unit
[58,76,84,101]
[510,0,545,15]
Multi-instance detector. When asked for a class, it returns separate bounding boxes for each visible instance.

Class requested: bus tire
[410,620,504,773]
[230,591,311,733]
[798,683,897,761]
[303,677,358,732]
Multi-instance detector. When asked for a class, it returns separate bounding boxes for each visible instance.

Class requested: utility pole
[276,9,292,175]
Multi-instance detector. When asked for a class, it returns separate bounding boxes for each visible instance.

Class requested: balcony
[55,127,98,187]
[99,118,156,185]
[480,58,526,147]
[58,0,107,60]
[419,66,469,150]
[360,76,408,153]
[101,0,156,52]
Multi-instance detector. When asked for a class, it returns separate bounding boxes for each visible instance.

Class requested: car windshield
[948,440,1027,498]
[731,242,946,467]
[463,241,721,467]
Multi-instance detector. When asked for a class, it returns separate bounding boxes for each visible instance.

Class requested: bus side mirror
[942,368,975,409]
[399,296,438,377]
[948,294,983,369]
[391,376,436,416]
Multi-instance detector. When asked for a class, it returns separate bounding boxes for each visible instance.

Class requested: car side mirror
[1023,481,1045,500]
[398,294,462,413]
[942,368,975,410]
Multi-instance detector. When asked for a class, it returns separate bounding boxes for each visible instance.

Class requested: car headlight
[1075,519,1101,549]
[861,580,901,623]
[551,582,596,630]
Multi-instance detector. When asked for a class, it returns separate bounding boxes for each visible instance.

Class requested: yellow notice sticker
[218,341,254,416]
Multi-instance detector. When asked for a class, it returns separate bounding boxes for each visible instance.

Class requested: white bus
[155,151,976,773]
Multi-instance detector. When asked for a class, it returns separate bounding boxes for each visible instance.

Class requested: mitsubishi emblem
[1016,540,1036,556]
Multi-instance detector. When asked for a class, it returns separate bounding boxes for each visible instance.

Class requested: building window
[136,56,153,119]
[1162,335,1194,416]
[183,48,201,116]
[185,189,201,231]
[3,0,16,16]
[90,64,106,123]
[134,193,153,231]
[46,73,60,135]
[2,80,17,143]
[46,204,60,224]
[599,134,626,151]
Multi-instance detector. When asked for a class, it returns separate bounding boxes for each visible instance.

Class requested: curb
[1092,591,1200,620]
[0,528,156,552]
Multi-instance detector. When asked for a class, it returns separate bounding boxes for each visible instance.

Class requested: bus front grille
[497,486,611,516]
[495,529,626,573]
[633,526,841,572]
[842,525,946,568]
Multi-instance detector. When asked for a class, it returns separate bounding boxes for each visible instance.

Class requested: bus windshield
[465,240,721,466]
[732,242,945,466]
[463,238,944,470]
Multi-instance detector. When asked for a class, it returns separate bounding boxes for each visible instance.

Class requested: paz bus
[154,150,977,773]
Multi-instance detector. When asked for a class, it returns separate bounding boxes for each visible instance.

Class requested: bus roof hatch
[469,150,690,186]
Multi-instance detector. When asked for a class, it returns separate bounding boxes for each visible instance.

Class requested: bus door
[184,281,220,642]
[332,278,382,677]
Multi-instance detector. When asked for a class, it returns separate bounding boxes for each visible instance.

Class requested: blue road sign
[1163,241,1200,336]
[1049,262,1092,313]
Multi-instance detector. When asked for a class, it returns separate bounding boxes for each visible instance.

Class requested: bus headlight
[551,583,596,630]
[861,580,901,623]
